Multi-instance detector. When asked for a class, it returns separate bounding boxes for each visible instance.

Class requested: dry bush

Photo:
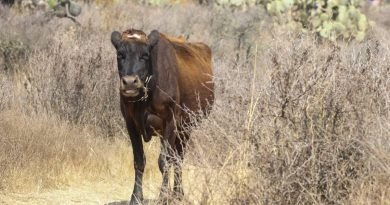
[21,27,121,135]
[0,1,389,204]
[185,30,390,204]
[0,71,13,110]
[255,33,389,204]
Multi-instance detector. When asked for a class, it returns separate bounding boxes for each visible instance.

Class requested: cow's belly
[178,71,214,116]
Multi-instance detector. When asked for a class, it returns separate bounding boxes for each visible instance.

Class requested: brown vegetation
[0,2,389,204]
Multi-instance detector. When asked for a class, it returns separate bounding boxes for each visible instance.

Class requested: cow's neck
[121,96,150,131]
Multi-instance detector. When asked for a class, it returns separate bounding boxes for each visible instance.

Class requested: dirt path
[0,182,136,205]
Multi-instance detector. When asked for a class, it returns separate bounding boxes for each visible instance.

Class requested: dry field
[0,2,390,204]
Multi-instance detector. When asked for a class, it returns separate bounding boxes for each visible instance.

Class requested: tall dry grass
[0,1,389,204]
[0,110,133,192]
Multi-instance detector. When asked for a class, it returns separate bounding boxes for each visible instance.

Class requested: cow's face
[111,31,150,98]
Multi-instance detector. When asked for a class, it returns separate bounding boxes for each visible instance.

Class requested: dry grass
[0,110,134,192]
[0,1,389,204]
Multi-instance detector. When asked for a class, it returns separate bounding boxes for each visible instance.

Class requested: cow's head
[111,29,159,99]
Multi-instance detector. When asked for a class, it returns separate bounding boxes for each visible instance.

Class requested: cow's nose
[121,75,141,87]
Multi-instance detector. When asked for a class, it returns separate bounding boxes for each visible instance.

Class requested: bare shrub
[0,36,29,72]
[0,72,13,111]
[186,30,390,204]
[21,28,122,135]
[254,35,384,204]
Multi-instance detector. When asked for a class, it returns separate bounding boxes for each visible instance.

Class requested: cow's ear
[148,30,160,48]
[111,31,121,49]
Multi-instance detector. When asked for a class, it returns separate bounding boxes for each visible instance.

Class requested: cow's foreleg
[127,121,145,205]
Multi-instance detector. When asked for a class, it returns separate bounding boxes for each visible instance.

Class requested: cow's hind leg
[127,122,145,205]
[173,131,189,201]
[158,138,174,204]
[158,116,177,204]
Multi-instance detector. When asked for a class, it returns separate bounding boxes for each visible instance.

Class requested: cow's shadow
[105,201,128,205]
[105,199,157,205]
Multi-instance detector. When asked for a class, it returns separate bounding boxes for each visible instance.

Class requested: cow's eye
[117,53,124,59]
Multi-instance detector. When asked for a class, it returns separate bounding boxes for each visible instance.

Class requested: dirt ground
[0,182,133,205]
[0,166,207,205]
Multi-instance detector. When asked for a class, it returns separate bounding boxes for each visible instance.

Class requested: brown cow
[111,28,214,204]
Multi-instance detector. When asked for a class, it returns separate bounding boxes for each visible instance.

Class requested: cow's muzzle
[120,75,143,97]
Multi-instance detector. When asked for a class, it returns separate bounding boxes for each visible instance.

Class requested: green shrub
[264,0,370,41]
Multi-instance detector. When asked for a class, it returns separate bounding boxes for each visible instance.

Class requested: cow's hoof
[173,189,184,201]
[157,196,169,205]
[129,195,143,205]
